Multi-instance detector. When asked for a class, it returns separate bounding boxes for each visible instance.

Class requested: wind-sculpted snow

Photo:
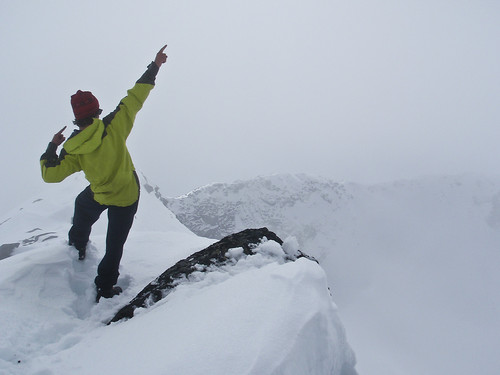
[109,228,316,323]
[0,174,357,375]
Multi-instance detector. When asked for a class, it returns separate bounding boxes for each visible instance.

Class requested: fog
[1,0,498,212]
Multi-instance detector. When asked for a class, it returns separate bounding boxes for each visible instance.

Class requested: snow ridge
[0,174,357,375]
[161,173,352,240]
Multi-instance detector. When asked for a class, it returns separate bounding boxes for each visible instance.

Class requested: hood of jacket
[63,120,105,155]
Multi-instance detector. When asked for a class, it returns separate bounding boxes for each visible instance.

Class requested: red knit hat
[71,90,100,120]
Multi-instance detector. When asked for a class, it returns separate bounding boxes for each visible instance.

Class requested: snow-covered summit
[0,173,357,375]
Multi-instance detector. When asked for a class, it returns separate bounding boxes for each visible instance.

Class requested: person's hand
[51,126,66,146]
[154,44,168,68]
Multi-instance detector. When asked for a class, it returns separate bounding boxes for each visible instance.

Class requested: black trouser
[68,186,138,290]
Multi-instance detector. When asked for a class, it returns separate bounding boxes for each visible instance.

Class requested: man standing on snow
[40,45,168,302]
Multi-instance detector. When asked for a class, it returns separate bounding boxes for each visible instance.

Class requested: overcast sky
[1,0,499,213]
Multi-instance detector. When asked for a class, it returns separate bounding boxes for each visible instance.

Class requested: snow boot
[77,247,86,260]
[96,286,123,303]
[68,241,87,260]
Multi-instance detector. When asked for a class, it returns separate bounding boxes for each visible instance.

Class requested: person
[40,45,168,302]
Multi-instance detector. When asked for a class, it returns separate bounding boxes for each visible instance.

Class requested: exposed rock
[21,232,57,245]
[0,232,58,261]
[0,243,19,260]
[108,228,315,324]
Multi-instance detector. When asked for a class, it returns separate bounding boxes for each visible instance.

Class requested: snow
[0,174,356,375]
[162,173,500,375]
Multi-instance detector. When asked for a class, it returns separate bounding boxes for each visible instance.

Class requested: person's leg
[68,186,106,259]
[95,199,139,290]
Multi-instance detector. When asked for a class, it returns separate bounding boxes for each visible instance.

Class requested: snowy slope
[0,174,357,375]
[162,173,500,375]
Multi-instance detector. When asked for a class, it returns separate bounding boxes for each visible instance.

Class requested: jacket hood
[64,120,105,154]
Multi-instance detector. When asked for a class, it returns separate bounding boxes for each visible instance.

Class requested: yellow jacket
[40,63,158,206]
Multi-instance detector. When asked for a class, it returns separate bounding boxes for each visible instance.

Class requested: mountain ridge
[0,173,357,375]
[147,172,500,375]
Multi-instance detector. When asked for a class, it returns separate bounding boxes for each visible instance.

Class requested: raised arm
[40,126,81,183]
[136,44,168,85]
[103,44,169,137]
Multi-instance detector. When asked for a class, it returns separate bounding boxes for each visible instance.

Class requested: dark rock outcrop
[0,243,19,260]
[108,228,313,324]
[0,231,58,260]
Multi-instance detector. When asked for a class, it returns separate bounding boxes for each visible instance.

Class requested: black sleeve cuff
[40,142,58,161]
[47,142,58,154]
[136,62,159,85]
